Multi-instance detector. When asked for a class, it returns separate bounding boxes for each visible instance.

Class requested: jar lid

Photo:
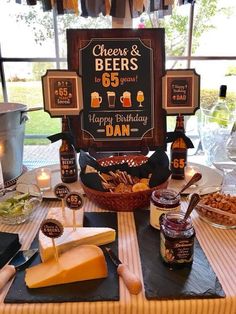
[163,212,193,231]
[151,189,180,206]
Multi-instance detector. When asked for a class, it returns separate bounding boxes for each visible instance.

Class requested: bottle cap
[219,85,227,97]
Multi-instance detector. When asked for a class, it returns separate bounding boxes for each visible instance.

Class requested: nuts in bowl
[0,183,42,225]
[195,192,236,229]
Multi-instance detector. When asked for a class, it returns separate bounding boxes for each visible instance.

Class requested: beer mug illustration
[107,91,116,108]
[91,92,102,108]
[120,91,132,108]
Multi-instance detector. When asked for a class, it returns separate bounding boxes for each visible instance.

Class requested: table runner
[0,197,235,314]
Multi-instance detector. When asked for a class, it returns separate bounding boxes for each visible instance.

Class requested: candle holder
[35,168,52,191]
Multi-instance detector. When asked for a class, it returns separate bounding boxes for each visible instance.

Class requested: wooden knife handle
[0,265,16,290]
[117,263,142,295]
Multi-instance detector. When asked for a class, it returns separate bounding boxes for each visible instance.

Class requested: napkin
[0,231,21,268]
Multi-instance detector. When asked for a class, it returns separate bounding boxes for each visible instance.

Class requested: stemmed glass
[226,122,236,162]
[211,122,236,193]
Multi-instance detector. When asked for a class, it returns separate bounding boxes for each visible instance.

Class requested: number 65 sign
[42,70,83,117]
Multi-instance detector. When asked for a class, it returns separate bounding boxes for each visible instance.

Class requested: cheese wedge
[25,245,107,288]
[46,207,84,227]
[39,227,116,262]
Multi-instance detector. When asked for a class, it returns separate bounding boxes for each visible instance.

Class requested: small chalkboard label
[42,70,83,117]
[54,183,70,199]
[65,192,84,210]
[40,219,64,238]
[171,80,188,105]
[162,69,200,115]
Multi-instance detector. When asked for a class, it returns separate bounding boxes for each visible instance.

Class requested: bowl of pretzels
[80,154,170,212]
[195,192,236,229]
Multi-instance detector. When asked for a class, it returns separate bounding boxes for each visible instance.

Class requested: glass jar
[160,212,195,267]
[150,189,180,229]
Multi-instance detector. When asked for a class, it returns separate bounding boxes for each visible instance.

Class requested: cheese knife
[105,247,142,295]
[0,248,38,290]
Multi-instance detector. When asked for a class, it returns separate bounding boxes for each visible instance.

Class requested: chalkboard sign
[162,69,200,115]
[42,70,83,117]
[67,29,166,152]
[79,38,153,141]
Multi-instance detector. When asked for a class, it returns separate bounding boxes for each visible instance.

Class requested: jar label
[160,232,194,264]
[150,202,180,229]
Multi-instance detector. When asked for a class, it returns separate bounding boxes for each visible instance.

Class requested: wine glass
[224,123,236,192]
[211,131,236,193]
[226,122,236,162]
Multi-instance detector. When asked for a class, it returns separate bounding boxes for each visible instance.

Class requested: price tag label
[65,192,84,210]
[40,219,64,238]
[54,183,70,199]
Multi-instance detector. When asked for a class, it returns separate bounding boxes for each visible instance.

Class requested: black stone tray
[5,212,119,303]
[134,210,225,300]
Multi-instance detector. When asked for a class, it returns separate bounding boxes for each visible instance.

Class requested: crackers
[101,170,150,193]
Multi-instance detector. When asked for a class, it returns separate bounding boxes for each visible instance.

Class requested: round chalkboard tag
[40,219,64,238]
[65,192,84,210]
[54,183,70,199]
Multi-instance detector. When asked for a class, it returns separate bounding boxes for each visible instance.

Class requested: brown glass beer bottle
[59,116,78,183]
[170,114,187,180]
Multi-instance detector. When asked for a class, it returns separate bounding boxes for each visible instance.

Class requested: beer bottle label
[171,150,187,178]
[60,152,77,179]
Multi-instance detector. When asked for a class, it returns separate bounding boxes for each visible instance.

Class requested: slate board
[134,210,225,300]
[5,212,119,303]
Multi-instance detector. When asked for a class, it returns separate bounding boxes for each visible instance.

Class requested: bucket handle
[20,106,43,124]
[20,112,29,124]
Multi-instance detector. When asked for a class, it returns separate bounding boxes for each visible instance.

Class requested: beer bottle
[170,114,187,180]
[59,116,78,183]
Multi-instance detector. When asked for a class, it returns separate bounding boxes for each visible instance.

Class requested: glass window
[1,0,236,147]
[193,0,236,56]
[191,60,236,110]
[0,1,56,58]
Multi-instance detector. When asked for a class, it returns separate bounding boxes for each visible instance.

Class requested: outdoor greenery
[8,82,60,144]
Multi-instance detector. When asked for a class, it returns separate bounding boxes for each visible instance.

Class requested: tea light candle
[36,168,51,191]
[185,165,201,182]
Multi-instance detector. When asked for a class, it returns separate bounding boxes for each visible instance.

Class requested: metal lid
[0,103,27,114]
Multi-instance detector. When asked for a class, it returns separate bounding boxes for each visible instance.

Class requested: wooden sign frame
[42,70,83,117]
[162,69,200,115]
[67,29,166,152]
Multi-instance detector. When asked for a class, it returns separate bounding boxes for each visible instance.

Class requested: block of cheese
[39,227,116,262]
[46,207,84,227]
[25,244,107,288]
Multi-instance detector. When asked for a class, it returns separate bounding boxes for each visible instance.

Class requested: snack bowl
[195,192,236,229]
[0,183,42,225]
[81,180,169,212]
[80,155,169,212]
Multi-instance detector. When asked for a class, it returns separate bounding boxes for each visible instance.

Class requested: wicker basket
[81,155,169,212]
